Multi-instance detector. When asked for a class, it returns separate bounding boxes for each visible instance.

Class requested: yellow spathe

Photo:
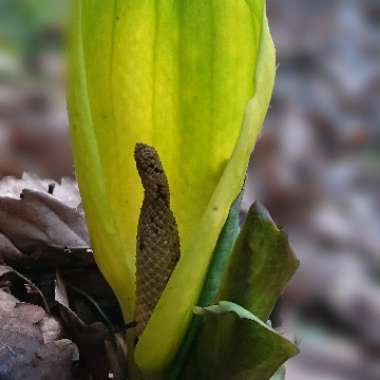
[67,0,275,377]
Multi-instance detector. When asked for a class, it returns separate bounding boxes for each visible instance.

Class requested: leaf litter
[0,174,127,380]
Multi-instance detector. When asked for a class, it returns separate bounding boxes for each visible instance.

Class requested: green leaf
[184,301,298,380]
[180,204,299,379]
[219,202,300,321]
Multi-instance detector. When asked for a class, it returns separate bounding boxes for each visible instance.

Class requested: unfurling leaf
[219,202,300,321]
[185,301,298,380]
[180,203,299,379]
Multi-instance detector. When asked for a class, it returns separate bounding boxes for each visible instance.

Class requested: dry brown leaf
[0,189,88,250]
[0,265,49,311]
[0,174,92,268]
[0,289,77,380]
[0,175,125,379]
[55,272,127,380]
[0,173,82,208]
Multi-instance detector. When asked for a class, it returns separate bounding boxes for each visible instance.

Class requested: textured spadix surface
[68,0,275,376]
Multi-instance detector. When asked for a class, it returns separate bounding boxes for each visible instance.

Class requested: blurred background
[0,1,379,379]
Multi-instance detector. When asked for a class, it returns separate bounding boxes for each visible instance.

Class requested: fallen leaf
[0,265,49,311]
[0,189,88,250]
[0,233,24,263]
[0,173,82,208]
[0,173,92,269]
[185,301,298,380]
[0,175,125,379]
[0,289,77,380]
[0,175,122,322]
[55,271,127,380]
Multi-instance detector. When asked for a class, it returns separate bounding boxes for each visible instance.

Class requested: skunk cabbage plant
[68,0,298,379]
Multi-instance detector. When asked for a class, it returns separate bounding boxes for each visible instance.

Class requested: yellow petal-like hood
[68,1,275,376]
